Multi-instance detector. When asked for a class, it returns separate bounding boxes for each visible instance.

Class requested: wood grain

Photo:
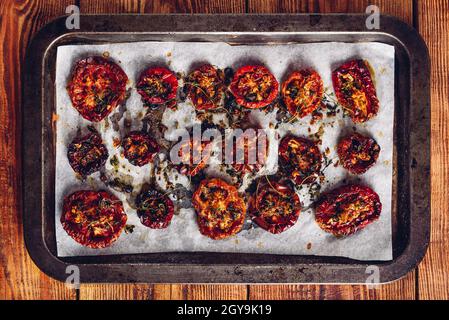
[0,0,76,300]
[417,0,449,300]
[246,0,416,300]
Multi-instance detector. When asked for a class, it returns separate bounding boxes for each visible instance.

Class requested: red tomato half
[185,64,225,110]
[231,128,269,174]
[230,65,279,109]
[282,70,324,118]
[61,190,127,248]
[337,132,381,174]
[249,180,301,234]
[192,178,246,240]
[122,131,160,167]
[332,60,379,123]
[136,189,175,229]
[67,56,128,122]
[315,184,382,237]
[137,67,178,107]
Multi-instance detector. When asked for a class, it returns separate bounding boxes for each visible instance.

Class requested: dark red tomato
[61,190,127,248]
[249,180,301,234]
[332,59,379,123]
[278,135,322,185]
[67,56,128,122]
[135,189,174,229]
[171,138,212,177]
[136,67,178,107]
[231,128,269,174]
[192,178,246,240]
[185,64,225,110]
[122,131,160,167]
[67,129,108,177]
[230,65,279,109]
[282,70,324,118]
[337,132,381,174]
[315,184,382,237]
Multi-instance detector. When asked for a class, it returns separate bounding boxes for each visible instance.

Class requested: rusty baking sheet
[22,14,430,283]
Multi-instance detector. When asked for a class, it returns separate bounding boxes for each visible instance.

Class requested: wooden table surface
[0,0,447,300]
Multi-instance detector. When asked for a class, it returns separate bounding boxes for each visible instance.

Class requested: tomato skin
[231,128,269,174]
[186,64,225,110]
[61,190,127,248]
[278,135,322,185]
[315,184,382,237]
[122,131,160,167]
[171,138,212,177]
[137,67,178,106]
[249,180,301,234]
[337,132,381,174]
[67,130,108,177]
[332,60,379,123]
[67,56,128,122]
[192,178,246,240]
[282,70,324,118]
[136,189,174,229]
[230,65,279,109]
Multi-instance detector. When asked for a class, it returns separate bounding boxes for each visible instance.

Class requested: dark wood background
[0,0,447,300]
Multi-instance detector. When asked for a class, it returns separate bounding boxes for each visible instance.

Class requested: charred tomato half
[249,180,301,234]
[337,132,381,174]
[122,131,160,167]
[67,56,128,122]
[231,128,269,174]
[171,138,212,177]
[332,59,379,123]
[135,189,175,229]
[192,178,246,240]
[61,190,127,248]
[315,184,382,237]
[185,64,225,110]
[137,67,178,107]
[278,135,322,185]
[230,65,279,109]
[282,70,324,118]
[67,130,109,177]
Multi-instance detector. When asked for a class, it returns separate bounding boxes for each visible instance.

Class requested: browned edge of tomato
[67,128,108,177]
[136,66,178,107]
[135,188,174,229]
[337,132,381,174]
[67,56,128,122]
[185,64,225,110]
[315,184,382,237]
[281,69,324,119]
[192,178,246,240]
[230,65,279,109]
[249,179,301,234]
[278,135,322,185]
[332,59,379,123]
[61,190,127,248]
[122,131,160,167]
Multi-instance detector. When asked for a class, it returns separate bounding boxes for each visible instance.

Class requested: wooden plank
[0,0,76,300]
[417,0,449,300]
[246,0,416,300]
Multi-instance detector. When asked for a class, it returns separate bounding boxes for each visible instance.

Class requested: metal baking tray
[23,14,430,283]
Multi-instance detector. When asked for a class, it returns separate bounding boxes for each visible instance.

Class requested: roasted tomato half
[249,180,301,234]
[61,190,127,248]
[67,130,109,177]
[315,184,382,237]
[135,189,175,229]
[337,132,381,174]
[278,135,322,185]
[67,56,128,122]
[230,65,279,109]
[282,70,324,118]
[192,178,246,240]
[231,129,269,174]
[137,67,178,107]
[122,131,160,167]
[185,64,225,110]
[171,138,212,177]
[332,59,379,123]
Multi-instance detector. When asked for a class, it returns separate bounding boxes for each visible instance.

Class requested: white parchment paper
[55,41,394,260]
